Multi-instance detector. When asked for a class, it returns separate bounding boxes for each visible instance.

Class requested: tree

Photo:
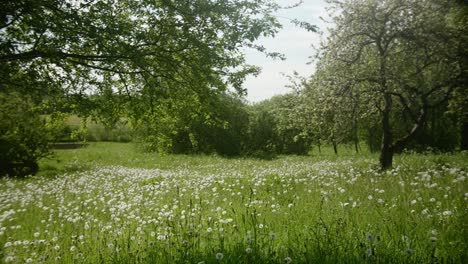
[318,0,464,169]
[0,0,284,174]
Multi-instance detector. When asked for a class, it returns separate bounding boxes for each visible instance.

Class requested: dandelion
[245,247,252,254]
[215,252,224,260]
[4,242,12,248]
[207,227,213,233]
[54,245,60,250]
[26,258,33,263]
[34,232,40,238]
[258,224,264,229]
[4,256,14,263]
[70,245,77,252]
[284,257,292,264]
[442,210,452,216]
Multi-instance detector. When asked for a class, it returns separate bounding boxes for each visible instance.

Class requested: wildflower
[284,257,292,264]
[4,256,14,263]
[54,245,60,250]
[245,247,252,254]
[26,258,33,263]
[258,224,264,229]
[216,252,224,260]
[429,237,437,242]
[34,232,40,238]
[207,227,213,233]
[270,233,277,240]
[366,233,374,242]
[4,242,12,248]
[108,243,114,248]
[442,210,452,216]
[70,245,77,251]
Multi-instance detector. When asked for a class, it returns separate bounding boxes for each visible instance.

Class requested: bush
[0,92,50,177]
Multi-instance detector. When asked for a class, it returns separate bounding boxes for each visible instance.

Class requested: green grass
[1,143,467,263]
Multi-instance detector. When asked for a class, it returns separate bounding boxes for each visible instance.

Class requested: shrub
[0,92,50,177]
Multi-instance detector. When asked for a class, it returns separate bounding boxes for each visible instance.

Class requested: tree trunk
[330,133,338,155]
[353,119,359,153]
[461,120,468,150]
[380,93,393,170]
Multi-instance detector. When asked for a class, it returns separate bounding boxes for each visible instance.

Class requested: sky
[243,0,331,103]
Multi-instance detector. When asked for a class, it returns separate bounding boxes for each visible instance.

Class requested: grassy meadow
[1,143,467,263]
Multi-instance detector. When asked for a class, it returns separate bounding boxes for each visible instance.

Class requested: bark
[380,93,393,170]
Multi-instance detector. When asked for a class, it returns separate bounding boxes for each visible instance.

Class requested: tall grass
[1,143,466,263]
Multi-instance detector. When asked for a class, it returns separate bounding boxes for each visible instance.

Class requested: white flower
[284,257,292,264]
[70,245,77,252]
[207,227,213,233]
[4,256,14,263]
[245,247,252,254]
[258,224,264,229]
[26,258,33,263]
[54,245,60,250]
[442,210,452,216]
[216,252,224,260]
[34,232,40,238]
[4,242,12,248]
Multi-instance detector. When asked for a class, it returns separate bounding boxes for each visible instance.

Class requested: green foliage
[0,93,50,177]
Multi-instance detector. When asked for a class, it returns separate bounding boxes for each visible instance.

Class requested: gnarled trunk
[379,93,393,170]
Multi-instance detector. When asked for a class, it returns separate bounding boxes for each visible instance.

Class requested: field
[1,143,467,263]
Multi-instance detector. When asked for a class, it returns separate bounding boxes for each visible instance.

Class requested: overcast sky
[243,0,331,103]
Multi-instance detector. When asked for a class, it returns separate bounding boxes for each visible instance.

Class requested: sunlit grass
[1,143,467,263]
